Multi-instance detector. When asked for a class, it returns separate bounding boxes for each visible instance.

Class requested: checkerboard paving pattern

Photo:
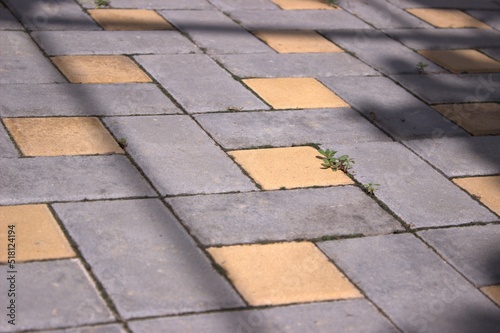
[88,9,174,30]
[229,146,354,190]
[4,117,124,156]
[207,242,362,306]
[0,204,75,262]
[243,78,349,109]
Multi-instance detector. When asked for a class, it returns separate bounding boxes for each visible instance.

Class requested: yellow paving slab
[229,146,353,190]
[453,176,500,215]
[88,9,173,30]
[406,8,491,29]
[254,30,343,53]
[208,242,362,306]
[419,49,500,74]
[4,117,124,156]
[271,0,336,10]
[432,103,500,135]
[481,285,500,306]
[51,55,152,83]
[243,77,349,109]
[0,205,76,262]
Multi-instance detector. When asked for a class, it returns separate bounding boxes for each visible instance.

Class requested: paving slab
[135,54,269,112]
[319,234,500,333]
[320,76,466,140]
[321,29,445,75]
[0,155,155,205]
[391,73,500,104]
[167,186,403,246]
[418,225,500,287]
[254,30,344,53]
[195,108,390,150]
[406,8,492,29]
[39,324,127,333]
[320,142,498,228]
[467,10,500,30]
[160,10,272,54]
[271,0,335,10]
[0,83,180,117]
[0,124,18,157]
[385,28,500,50]
[482,286,500,306]
[208,0,280,11]
[228,9,371,30]
[337,0,433,29]
[78,0,214,10]
[213,53,379,78]
[403,136,500,177]
[104,115,257,195]
[387,0,500,10]
[419,49,500,74]
[5,0,100,31]
[53,199,244,318]
[0,8,23,30]
[88,9,174,31]
[0,31,65,83]
[431,103,500,135]
[454,176,500,215]
[129,299,398,333]
[32,31,199,55]
[0,259,114,332]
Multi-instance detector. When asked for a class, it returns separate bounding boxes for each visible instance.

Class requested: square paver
[482,286,500,307]
[453,176,500,215]
[0,204,75,262]
[229,146,354,190]
[406,8,491,29]
[432,103,500,135]
[88,9,173,30]
[4,117,124,156]
[254,30,343,53]
[243,78,348,109]
[207,242,362,306]
[419,49,500,74]
[271,0,336,10]
[53,199,244,318]
[51,55,151,83]
[0,259,113,332]
[418,225,500,287]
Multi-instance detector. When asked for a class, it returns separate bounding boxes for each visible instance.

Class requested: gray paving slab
[320,142,498,228]
[53,199,244,319]
[129,299,399,333]
[212,53,379,78]
[195,108,390,150]
[0,124,18,157]
[5,0,100,31]
[319,234,500,333]
[387,0,500,10]
[467,10,500,30]
[385,28,500,50]
[135,54,269,113]
[404,136,500,177]
[321,29,445,75]
[0,259,114,332]
[208,0,279,11]
[320,76,467,140]
[78,0,214,9]
[482,48,500,61]
[31,31,199,55]
[0,31,65,83]
[39,324,126,333]
[0,8,22,30]
[160,10,272,54]
[337,0,433,29]
[391,73,500,104]
[0,155,156,205]
[419,225,500,287]
[228,9,371,30]
[0,83,181,117]
[167,186,403,246]
[104,115,257,195]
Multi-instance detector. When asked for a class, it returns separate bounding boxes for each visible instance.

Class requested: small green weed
[317,149,354,172]
[118,137,127,148]
[416,62,428,73]
[362,183,380,195]
[94,0,110,8]
[324,0,338,7]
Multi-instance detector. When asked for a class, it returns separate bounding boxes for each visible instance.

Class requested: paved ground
[1,0,500,332]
